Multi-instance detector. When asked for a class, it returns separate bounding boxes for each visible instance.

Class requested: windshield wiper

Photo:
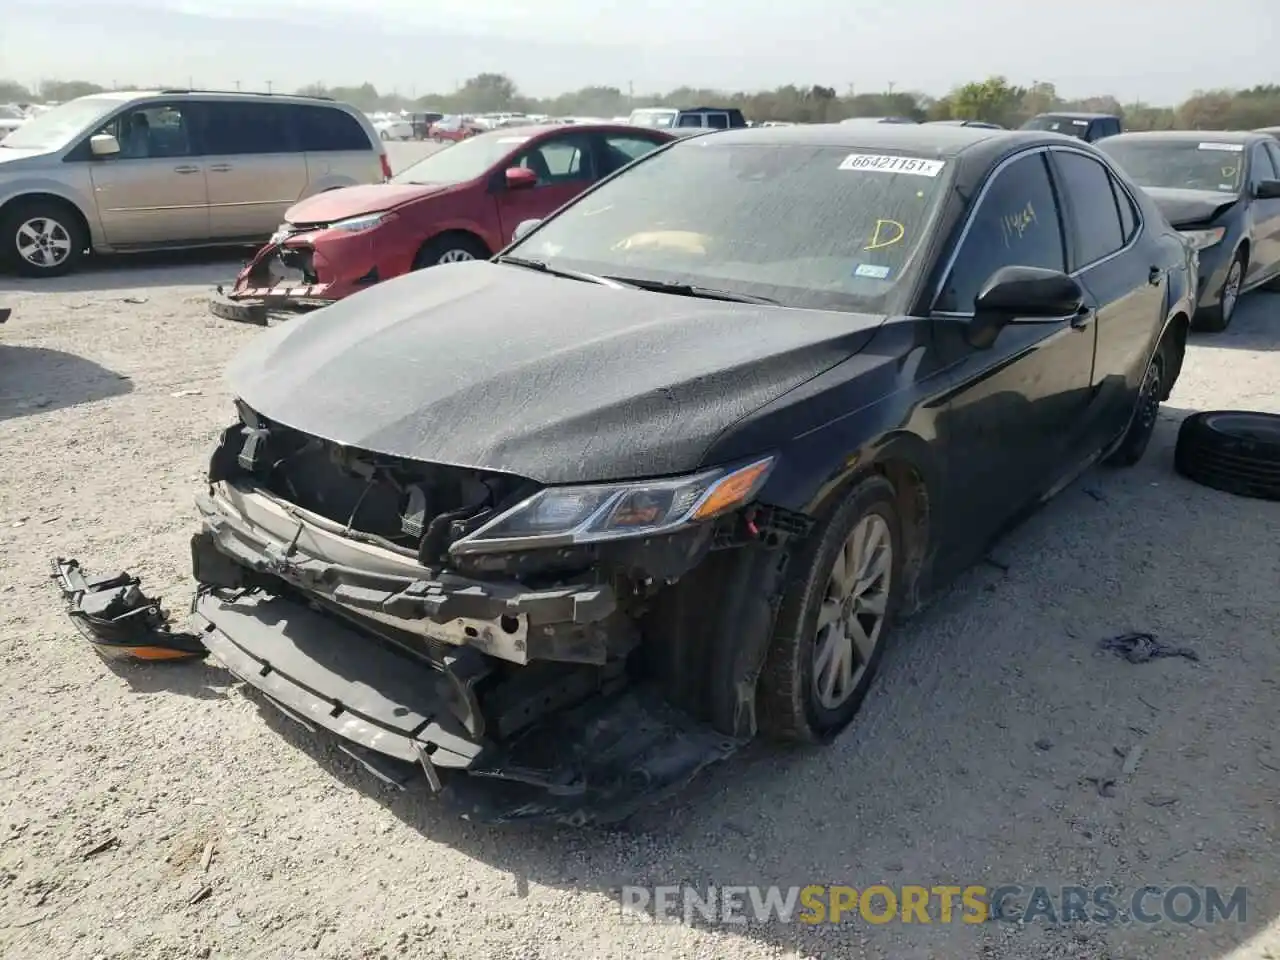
[603,276,780,305]
[495,255,630,288]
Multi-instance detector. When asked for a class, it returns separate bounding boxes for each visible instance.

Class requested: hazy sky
[1,0,1273,103]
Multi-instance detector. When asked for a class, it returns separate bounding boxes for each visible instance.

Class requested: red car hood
[285,182,455,226]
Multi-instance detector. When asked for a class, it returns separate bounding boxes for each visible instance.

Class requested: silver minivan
[0,90,388,277]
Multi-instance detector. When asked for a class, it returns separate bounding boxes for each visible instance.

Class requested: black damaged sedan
[1097,130,1280,331]
[191,124,1195,823]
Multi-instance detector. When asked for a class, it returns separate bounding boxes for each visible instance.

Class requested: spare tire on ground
[1173,411,1280,501]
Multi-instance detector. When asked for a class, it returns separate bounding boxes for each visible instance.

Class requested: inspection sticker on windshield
[854,263,891,279]
[1198,142,1244,152]
[839,154,945,177]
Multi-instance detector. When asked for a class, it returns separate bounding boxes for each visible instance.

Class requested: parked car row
[186,122,1200,820]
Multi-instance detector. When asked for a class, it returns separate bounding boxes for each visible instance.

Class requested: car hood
[0,145,48,165]
[227,261,885,484]
[1143,187,1239,227]
[285,182,455,225]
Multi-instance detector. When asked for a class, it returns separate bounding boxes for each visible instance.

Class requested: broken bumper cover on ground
[192,586,736,825]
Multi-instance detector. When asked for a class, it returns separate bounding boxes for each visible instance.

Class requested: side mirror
[1253,179,1280,200]
[966,265,1084,349]
[512,218,541,242]
[505,167,538,190]
[89,134,120,158]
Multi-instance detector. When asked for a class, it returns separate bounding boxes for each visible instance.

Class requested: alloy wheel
[437,248,475,264]
[811,513,892,710]
[16,217,72,269]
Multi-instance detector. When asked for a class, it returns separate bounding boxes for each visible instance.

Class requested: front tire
[1196,250,1245,332]
[411,234,489,269]
[758,474,904,743]
[1,199,86,278]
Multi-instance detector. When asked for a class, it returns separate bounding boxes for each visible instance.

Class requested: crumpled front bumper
[190,489,739,824]
[208,236,339,324]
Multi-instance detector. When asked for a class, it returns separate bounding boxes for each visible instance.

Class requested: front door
[495,132,599,243]
[931,150,1097,558]
[192,100,309,241]
[85,101,209,247]
[1248,142,1280,285]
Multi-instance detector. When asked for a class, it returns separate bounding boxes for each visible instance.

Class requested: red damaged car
[210,123,674,322]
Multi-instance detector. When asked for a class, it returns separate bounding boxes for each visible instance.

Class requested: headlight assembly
[449,456,776,556]
[1178,227,1225,252]
[330,212,394,233]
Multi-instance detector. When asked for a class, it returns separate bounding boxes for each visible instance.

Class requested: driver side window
[93,103,193,160]
[514,134,595,185]
[935,152,1066,314]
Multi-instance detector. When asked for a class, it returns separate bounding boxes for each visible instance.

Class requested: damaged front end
[209,225,342,325]
[191,405,803,823]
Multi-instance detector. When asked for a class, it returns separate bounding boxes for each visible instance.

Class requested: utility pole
[234,80,241,92]
[628,80,634,107]
[887,81,895,95]
[846,83,855,98]
[266,80,273,94]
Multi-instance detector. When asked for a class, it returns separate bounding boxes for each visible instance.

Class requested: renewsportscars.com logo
[620,884,1248,926]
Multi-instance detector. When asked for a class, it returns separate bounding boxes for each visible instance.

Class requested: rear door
[494,131,599,243]
[1048,147,1162,451]
[84,100,209,246]
[1247,141,1280,283]
[193,100,309,241]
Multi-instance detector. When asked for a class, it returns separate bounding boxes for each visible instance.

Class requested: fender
[0,179,102,247]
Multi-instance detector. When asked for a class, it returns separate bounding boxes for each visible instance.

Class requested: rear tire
[1195,249,1244,332]
[0,198,87,278]
[411,234,489,270]
[1104,337,1166,467]
[758,474,904,743]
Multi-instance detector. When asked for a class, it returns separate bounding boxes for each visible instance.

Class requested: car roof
[82,89,355,107]
[485,122,671,138]
[1099,130,1269,146]
[1032,111,1118,120]
[704,122,1056,158]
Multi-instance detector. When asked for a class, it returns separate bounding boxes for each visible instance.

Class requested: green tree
[455,73,520,113]
[950,75,1025,127]
[0,79,32,103]
[38,79,105,102]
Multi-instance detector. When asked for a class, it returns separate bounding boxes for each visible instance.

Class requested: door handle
[1070,307,1096,330]
[173,165,199,174]
[1148,266,1163,286]
[209,164,233,172]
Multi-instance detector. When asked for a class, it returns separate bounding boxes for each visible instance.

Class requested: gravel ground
[0,246,1278,960]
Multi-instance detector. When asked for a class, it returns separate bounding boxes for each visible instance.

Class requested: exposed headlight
[330,212,393,233]
[1178,227,1225,251]
[450,456,776,556]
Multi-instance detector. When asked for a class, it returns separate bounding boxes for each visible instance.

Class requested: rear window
[294,105,372,152]
[512,140,949,314]
[199,101,293,154]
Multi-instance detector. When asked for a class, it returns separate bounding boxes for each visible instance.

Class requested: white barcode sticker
[839,154,945,177]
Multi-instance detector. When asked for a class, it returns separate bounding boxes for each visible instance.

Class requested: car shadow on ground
[219,403,1280,959]
[0,345,133,421]
[100,655,232,701]
[0,247,253,295]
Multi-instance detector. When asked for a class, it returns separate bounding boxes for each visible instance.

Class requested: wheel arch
[0,191,94,252]
[801,430,938,618]
[414,227,493,264]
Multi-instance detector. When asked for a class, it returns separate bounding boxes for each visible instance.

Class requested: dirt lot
[0,254,1278,960]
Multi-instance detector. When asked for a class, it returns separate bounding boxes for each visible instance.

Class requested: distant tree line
[4,74,1279,131]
